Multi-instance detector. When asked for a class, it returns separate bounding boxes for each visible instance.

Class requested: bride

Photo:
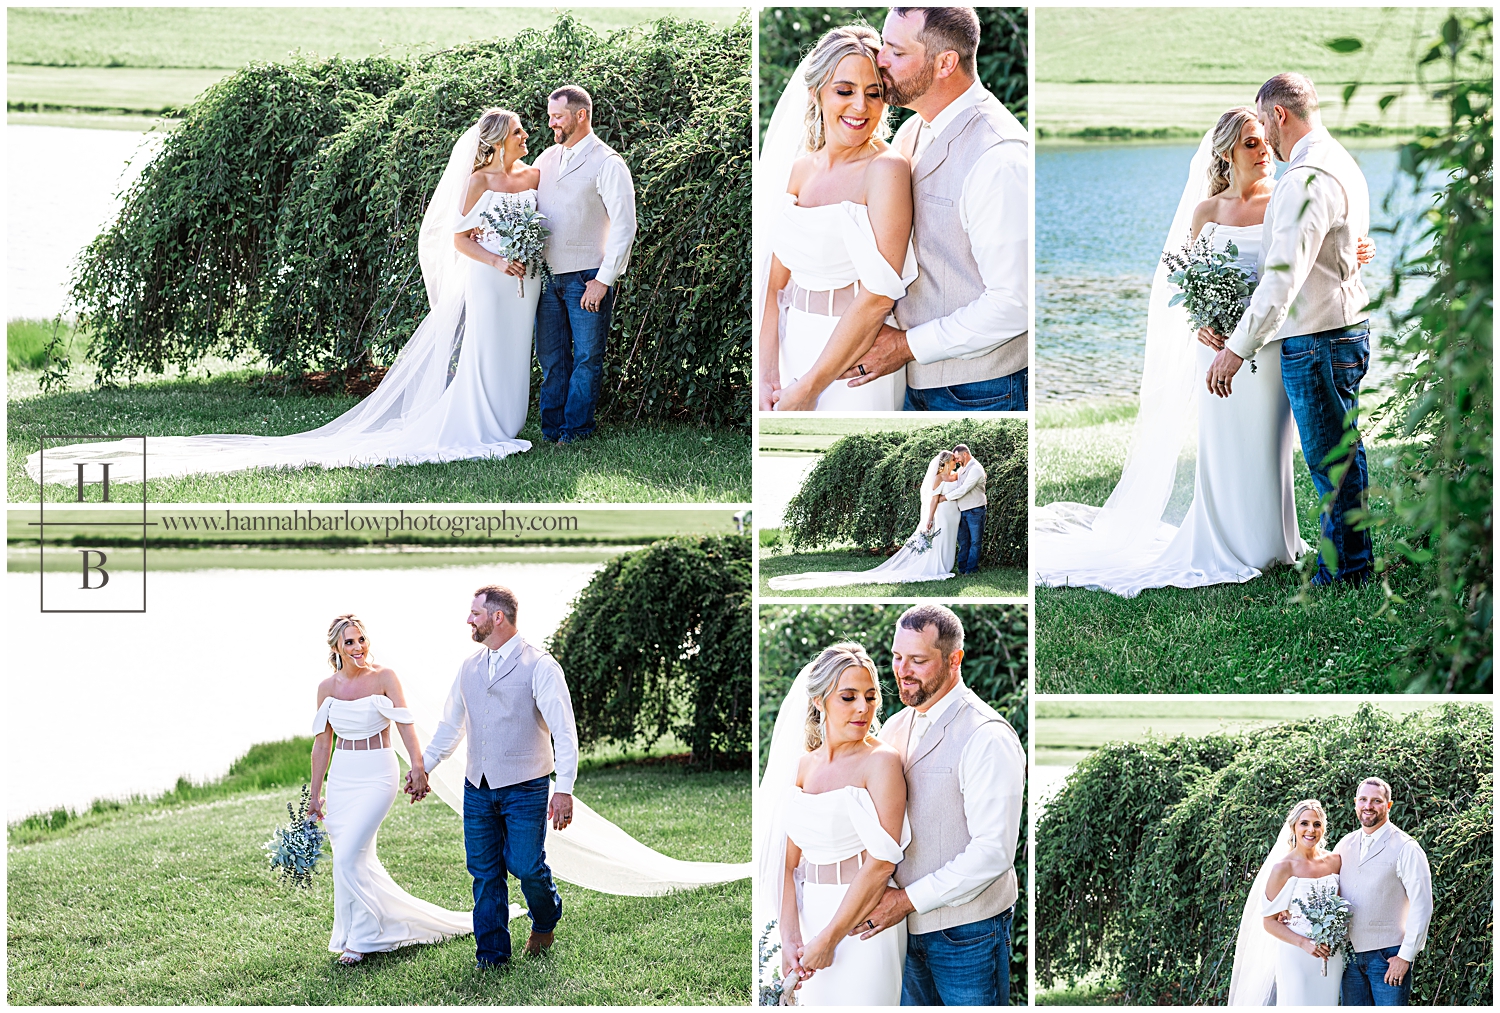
[768,451,959,591]
[1228,799,1345,1006]
[756,24,917,413]
[757,643,909,1005]
[1032,107,1374,596]
[27,109,540,485]
[308,615,471,964]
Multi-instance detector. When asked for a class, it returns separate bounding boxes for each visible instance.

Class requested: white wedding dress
[1263,873,1345,1006]
[771,194,917,411]
[312,695,473,954]
[1032,133,1308,597]
[767,455,957,591]
[782,786,909,1006]
[25,125,536,486]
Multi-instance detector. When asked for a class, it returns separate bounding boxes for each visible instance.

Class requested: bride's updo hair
[473,108,519,171]
[800,642,883,750]
[802,25,890,153]
[1280,798,1329,850]
[326,614,369,671]
[1207,106,1259,197]
[935,450,957,472]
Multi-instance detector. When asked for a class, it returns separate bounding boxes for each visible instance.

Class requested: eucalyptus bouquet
[1292,881,1352,976]
[262,783,327,889]
[905,526,941,555]
[757,919,797,1005]
[480,203,554,298]
[1162,232,1260,369]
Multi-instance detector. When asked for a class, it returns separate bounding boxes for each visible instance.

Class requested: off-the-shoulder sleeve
[371,697,414,724]
[454,192,491,233]
[311,697,334,734]
[837,203,918,300]
[1261,876,1296,917]
[846,787,910,864]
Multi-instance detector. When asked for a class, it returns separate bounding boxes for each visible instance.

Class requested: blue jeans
[955,505,986,574]
[1280,322,1373,584]
[535,268,614,442]
[901,906,1012,1006]
[462,774,562,965]
[1341,945,1413,1005]
[904,368,1027,412]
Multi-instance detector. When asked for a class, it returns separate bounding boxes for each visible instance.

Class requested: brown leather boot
[523,930,554,957]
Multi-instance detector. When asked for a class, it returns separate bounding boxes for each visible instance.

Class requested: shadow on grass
[758,548,1027,598]
[8,372,749,504]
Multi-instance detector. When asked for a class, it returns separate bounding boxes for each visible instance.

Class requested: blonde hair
[1281,798,1330,850]
[1208,106,1258,197]
[802,25,890,153]
[801,642,883,750]
[473,108,519,171]
[326,614,369,671]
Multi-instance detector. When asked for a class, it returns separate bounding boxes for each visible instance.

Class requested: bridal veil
[1227,830,1295,1005]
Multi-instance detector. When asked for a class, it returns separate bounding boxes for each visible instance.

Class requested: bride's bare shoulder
[864,739,905,778]
[787,155,817,194]
[864,146,912,189]
[1190,196,1221,239]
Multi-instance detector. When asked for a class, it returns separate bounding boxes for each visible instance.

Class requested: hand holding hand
[1196,326,1226,350]
[798,933,838,972]
[848,886,915,940]
[580,279,610,313]
[1384,955,1411,986]
[773,380,817,413]
[549,792,574,830]
[758,372,782,412]
[838,324,913,387]
[404,769,429,802]
[1206,347,1244,398]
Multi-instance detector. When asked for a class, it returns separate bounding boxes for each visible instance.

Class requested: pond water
[8,125,163,320]
[1037,141,1418,403]
[7,555,607,820]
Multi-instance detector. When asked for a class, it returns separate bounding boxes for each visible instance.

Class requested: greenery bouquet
[1292,881,1352,976]
[904,525,940,555]
[262,783,327,888]
[1162,234,1259,366]
[480,204,553,298]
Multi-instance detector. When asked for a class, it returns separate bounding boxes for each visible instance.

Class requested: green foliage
[1036,704,1493,1006]
[781,418,1027,566]
[70,14,751,427]
[549,535,750,769]
[758,7,1028,146]
[757,602,1029,1003]
[1353,10,1493,691]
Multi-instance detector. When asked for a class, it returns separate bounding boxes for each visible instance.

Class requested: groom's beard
[899,669,947,707]
[880,60,934,108]
[470,618,494,643]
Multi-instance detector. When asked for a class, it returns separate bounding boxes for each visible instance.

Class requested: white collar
[922,78,987,141]
[488,635,521,661]
[912,678,966,724]
[560,132,598,161]
[1287,125,1329,164]
[1359,820,1393,845]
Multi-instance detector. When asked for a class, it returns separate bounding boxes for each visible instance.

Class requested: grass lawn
[7,368,749,504]
[757,416,945,453]
[758,548,1026,599]
[7,740,750,1005]
[1035,977,1122,1006]
[1034,402,1433,694]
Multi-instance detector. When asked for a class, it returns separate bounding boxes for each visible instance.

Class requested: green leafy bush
[758,602,1029,1002]
[759,6,1028,146]
[1036,704,1493,1006]
[781,418,1027,566]
[72,13,751,427]
[549,534,749,768]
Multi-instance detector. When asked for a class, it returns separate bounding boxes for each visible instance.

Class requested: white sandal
[338,951,364,966]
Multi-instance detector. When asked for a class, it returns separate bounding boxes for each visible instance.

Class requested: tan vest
[459,639,557,789]
[894,92,1029,389]
[948,459,987,512]
[536,135,625,275]
[1267,132,1371,339]
[1334,825,1419,952]
[884,688,1020,934]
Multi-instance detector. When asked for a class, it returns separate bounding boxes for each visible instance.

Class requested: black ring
[857,364,867,376]
[865,918,875,930]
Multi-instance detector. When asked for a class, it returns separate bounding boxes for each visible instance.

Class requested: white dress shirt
[939,457,987,512]
[1355,821,1434,962]
[558,132,638,288]
[895,681,1026,916]
[903,79,1030,365]
[421,634,580,793]
[1226,127,1348,359]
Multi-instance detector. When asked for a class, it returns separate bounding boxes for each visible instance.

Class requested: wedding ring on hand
[864,919,876,931]
[857,364,868,376]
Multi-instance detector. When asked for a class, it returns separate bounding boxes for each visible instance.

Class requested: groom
[1332,777,1434,1006]
[854,605,1026,1005]
[1205,72,1373,585]
[942,444,987,575]
[534,85,639,445]
[841,7,1031,411]
[410,585,581,968]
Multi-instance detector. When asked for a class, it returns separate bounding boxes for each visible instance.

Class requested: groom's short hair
[1257,73,1319,121]
[1359,776,1393,802]
[952,444,970,456]
[550,85,593,118]
[474,584,518,625]
[898,603,965,657]
[891,7,980,78]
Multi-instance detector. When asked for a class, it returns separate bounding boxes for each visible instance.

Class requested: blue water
[1037,143,1412,402]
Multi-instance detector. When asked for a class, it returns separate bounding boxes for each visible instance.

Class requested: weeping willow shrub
[548,535,750,769]
[757,602,1030,1003]
[72,13,751,426]
[782,419,1027,567]
[1036,704,1493,1006]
